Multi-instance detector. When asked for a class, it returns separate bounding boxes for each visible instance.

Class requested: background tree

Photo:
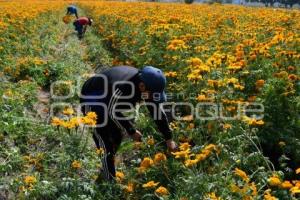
[184,0,194,4]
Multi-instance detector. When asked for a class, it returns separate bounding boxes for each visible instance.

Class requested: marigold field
[0,1,299,200]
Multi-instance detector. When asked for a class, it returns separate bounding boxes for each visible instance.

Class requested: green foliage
[184,0,194,4]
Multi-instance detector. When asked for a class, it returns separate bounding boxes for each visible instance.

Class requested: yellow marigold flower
[234,84,244,90]
[96,148,105,155]
[207,79,220,88]
[250,182,258,196]
[167,39,187,51]
[155,186,169,196]
[165,71,177,78]
[82,116,97,126]
[32,57,46,65]
[223,123,232,130]
[140,157,154,168]
[195,153,207,162]
[187,73,202,81]
[290,186,300,195]
[63,107,74,115]
[226,78,239,84]
[188,57,203,67]
[196,94,207,102]
[62,121,75,129]
[138,157,154,173]
[281,181,293,189]
[204,144,217,151]
[264,189,277,200]
[142,181,159,188]
[184,159,199,167]
[194,64,210,74]
[69,117,81,128]
[71,160,81,169]
[296,168,300,174]
[51,117,63,126]
[60,121,72,129]
[116,171,125,182]
[171,149,190,159]
[19,186,25,192]
[206,192,222,200]
[86,112,97,120]
[268,176,281,187]
[154,152,167,164]
[242,116,264,126]
[147,137,155,146]
[234,168,249,183]
[254,120,264,126]
[179,142,190,151]
[230,183,241,193]
[24,176,37,185]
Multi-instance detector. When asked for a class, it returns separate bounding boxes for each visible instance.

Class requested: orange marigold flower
[116,171,125,182]
[223,123,232,130]
[264,189,277,200]
[51,117,63,126]
[196,94,207,102]
[288,74,298,81]
[140,157,154,168]
[125,182,134,193]
[155,186,169,196]
[142,181,159,188]
[281,181,293,189]
[179,142,190,151]
[188,57,203,67]
[255,79,265,88]
[86,112,97,120]
[24,176,37,185]
[153,152,167,164]
[268,175,281,187]
[165,71,177,78]
[234,168,249,183]
[71,160,82,169]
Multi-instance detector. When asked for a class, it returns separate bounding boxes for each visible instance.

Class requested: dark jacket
[80,66,172,140]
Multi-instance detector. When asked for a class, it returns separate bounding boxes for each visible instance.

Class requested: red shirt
[77,17,89,25]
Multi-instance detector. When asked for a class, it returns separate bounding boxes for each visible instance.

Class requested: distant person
[66,5,78,19]
[73,17,93,39]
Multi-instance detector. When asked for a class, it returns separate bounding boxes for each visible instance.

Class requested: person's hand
[166,139,178,152]
[131,130,142,142]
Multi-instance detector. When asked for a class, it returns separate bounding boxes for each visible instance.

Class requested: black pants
[80,90,123,180]
[73,21,83,38]
[93,119,123,181]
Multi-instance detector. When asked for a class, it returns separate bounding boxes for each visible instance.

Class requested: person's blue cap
[140,66,167,102]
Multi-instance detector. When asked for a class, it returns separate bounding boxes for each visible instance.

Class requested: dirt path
[34,12,95,122]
